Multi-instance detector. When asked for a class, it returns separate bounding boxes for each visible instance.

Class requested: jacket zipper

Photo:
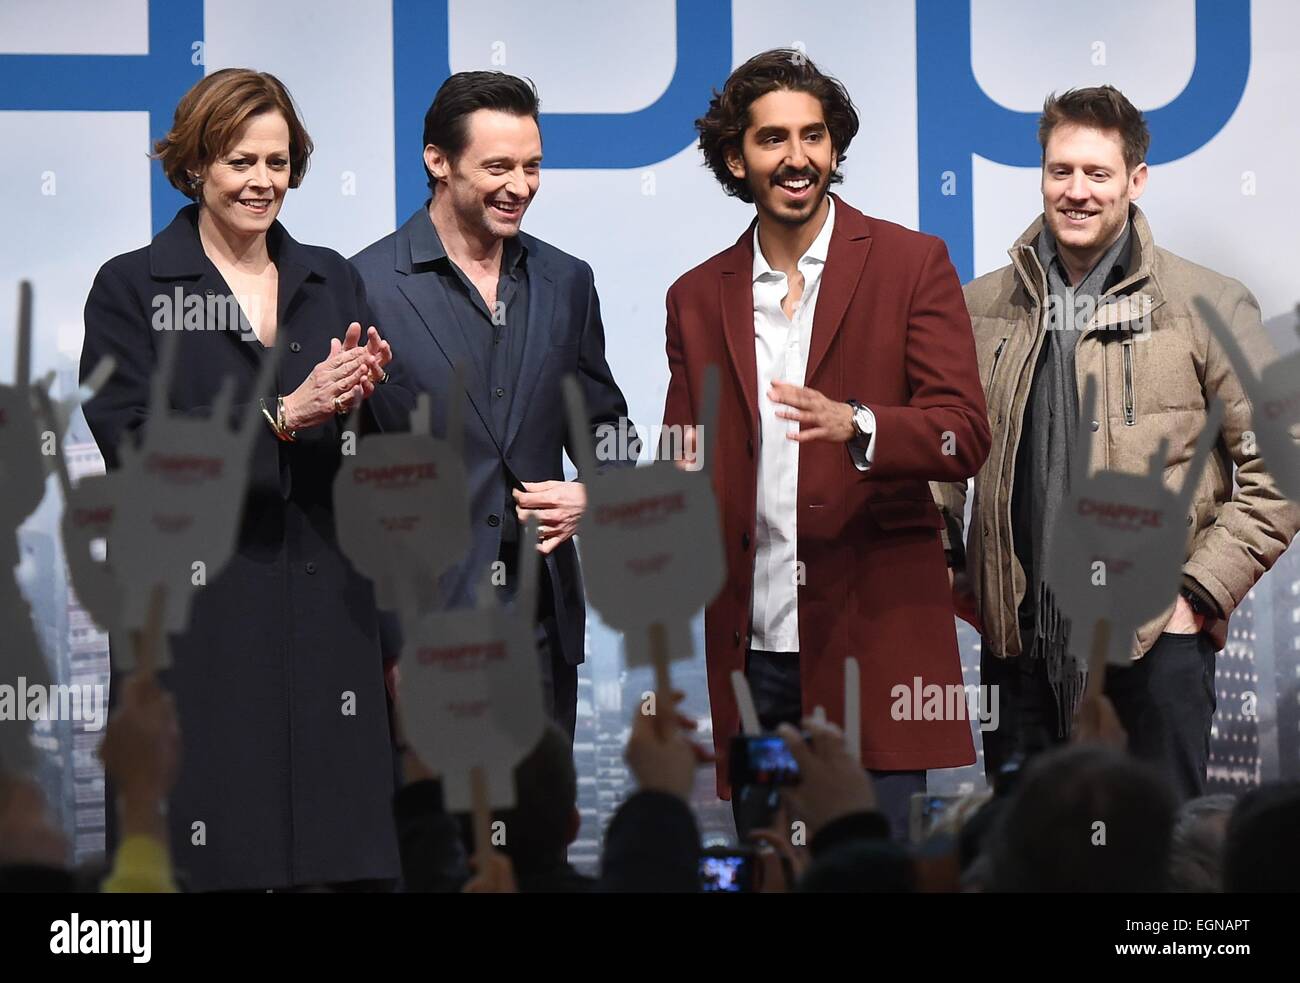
[989,337,1008,389]
[1122,338,1136,426]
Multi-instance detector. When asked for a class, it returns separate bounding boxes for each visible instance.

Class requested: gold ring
[333,395,348,414]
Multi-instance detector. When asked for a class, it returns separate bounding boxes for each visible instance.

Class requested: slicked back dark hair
[1039,85,1150,173]
[422,71,540,193]
[696,48,859,203]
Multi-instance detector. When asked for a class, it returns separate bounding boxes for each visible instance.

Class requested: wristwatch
[846,398,873,439]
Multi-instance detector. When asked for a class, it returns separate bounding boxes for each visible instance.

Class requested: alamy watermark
[890,676,999,732]
[150,288,260,341]
[0,677,107,731]
[1043,290,1154,337]
[595,418,703,470]
[50,914,151,963]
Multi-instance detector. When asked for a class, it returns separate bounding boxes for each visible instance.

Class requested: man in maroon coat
[662,50,991,838]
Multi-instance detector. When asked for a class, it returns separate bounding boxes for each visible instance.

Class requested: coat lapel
[805,196,872,384]
[719,226,759,441]
[396,269,496,445]
[149,205,264,369]
[274,255,314,329]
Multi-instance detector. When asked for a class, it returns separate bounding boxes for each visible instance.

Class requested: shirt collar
[411,201,527,274]
[752,195,835,282]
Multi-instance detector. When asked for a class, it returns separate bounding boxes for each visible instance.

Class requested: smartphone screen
[731,734,801,786]
[700,853,752,892]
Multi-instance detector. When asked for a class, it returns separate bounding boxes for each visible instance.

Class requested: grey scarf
[1027,219,1132,735]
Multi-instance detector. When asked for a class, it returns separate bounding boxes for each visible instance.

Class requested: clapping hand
[283,322,382,428]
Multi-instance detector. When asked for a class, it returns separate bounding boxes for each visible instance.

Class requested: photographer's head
[1223,782,1300,892]
[987,744,1175,892]
[1168,794,1235,892]
[479,725,579,876]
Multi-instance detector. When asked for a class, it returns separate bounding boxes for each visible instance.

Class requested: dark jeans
[981,630,1217,801]
[733,650,925,842]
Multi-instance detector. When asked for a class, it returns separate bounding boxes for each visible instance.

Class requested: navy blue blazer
[350,206,634,665]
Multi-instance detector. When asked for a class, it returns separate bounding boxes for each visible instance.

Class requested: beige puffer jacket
[933,206,1300,660]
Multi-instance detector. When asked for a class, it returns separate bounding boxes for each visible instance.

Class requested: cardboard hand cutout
[333,387,471,617]
[560,365,725,677]
[1045,375,1224,671]
[1196,295,1300,505]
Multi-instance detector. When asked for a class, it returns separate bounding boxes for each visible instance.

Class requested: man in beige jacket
[936,85,1299,800]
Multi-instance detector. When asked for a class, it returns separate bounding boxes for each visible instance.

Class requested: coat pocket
[868,499,944,532]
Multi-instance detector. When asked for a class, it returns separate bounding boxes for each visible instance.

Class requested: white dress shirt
[749,197,876,653]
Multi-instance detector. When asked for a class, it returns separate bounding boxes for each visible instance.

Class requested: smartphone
[699,846,755,893]
[908,792,964,843]
[728,733,801,787]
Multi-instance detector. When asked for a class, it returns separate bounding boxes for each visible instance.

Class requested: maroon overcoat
[662,195,991,795]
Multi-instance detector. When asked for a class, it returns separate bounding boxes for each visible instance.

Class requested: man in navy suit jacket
[351,72,634,738]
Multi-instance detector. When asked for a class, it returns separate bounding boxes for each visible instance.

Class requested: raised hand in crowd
[1072,692,1128,751]
[625,689,713,801]
[461,850,518,894]
[749,799,809,893]
[0,771,68,870]
[98,672,181,845]
[776,719,877,841]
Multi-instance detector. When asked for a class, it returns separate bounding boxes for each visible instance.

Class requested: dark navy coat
[81,205,412,891]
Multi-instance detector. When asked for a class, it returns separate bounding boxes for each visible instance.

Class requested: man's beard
[454,186,521,240]
[1052,199,1128,251]
[755,169,830,226]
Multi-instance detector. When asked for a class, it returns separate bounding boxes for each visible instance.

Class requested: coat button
[1090,420,1100,431]
[305,562,317,575]
[495,387,506,398]
[1187,514,1194,527]
[204,288,214,296]
[733,630,741,646]
[289,341,301,353]
[741,532,751,550]
[487,514,500,527]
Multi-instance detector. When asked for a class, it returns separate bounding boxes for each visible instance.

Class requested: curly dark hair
[695,49,859,203]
